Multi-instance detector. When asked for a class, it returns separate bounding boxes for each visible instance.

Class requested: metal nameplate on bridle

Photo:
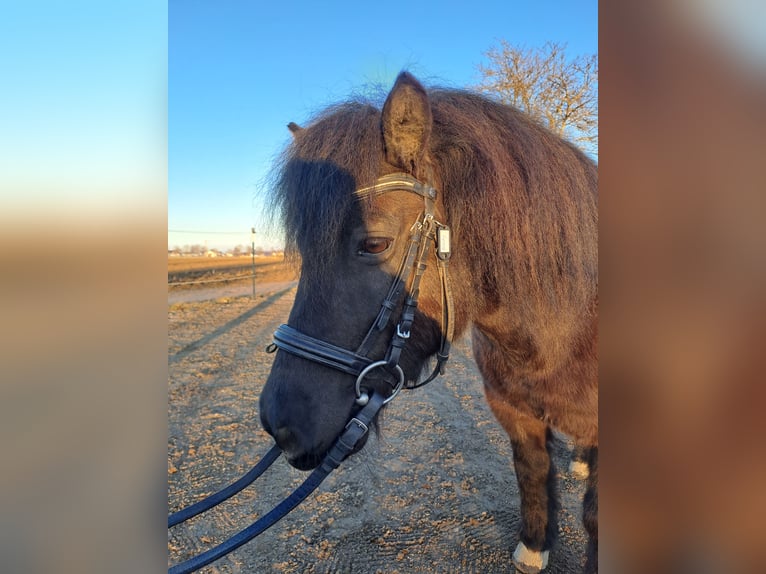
[437,226,451,260]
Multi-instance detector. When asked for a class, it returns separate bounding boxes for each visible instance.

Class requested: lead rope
[168,392,386,574]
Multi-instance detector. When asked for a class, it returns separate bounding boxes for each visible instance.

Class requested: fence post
[251,227,256,299]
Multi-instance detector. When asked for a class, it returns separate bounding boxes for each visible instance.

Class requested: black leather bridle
[269,172,455,405]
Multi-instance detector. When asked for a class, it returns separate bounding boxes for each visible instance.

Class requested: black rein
[168,393,385,574]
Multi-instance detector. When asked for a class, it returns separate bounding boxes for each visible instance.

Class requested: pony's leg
[583,446,598,573]
[484,393,558,573]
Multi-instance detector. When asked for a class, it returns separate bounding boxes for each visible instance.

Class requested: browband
[354,173,437,200]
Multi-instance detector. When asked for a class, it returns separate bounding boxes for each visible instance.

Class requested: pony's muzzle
[270,426,318,470]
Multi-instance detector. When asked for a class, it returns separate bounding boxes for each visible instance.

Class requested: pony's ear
[381,72,432,176]
[287,122,303,137]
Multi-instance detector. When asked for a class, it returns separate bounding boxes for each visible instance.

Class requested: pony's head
[259,73,448,470]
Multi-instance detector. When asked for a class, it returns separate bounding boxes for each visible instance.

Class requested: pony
[259,72,598,573]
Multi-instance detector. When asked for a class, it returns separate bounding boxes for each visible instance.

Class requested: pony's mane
[427,89,598,311]
[268,85,597,309]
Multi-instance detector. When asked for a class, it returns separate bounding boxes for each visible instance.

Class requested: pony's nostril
[274,426,297,451]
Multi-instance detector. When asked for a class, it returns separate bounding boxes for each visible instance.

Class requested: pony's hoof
[513,541,549,573]
[568,459,590,479]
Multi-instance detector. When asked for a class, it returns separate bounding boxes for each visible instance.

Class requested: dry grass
[168,255,298,289]
[168,254,282,273]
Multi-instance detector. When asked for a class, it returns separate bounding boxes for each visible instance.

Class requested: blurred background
[600,1,766,571]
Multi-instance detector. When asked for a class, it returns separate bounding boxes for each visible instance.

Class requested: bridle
[168,173,455,574]
[269,172,455,404]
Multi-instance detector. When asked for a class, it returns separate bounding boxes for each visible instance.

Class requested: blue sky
[169,0,598,250]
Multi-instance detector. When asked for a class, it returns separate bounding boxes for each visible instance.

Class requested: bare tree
[476,40,598,155]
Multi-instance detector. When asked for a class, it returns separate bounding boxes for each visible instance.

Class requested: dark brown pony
[259,72,597,573]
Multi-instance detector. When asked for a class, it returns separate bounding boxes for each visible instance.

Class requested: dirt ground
[168,283,589,573]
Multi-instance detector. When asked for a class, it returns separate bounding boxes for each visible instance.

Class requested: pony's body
[260,73,597,573]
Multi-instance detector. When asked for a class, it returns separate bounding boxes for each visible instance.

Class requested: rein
[168,173,454,573]
[168,393,385,574]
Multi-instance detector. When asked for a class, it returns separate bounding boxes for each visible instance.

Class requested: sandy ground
[168,285,589,573]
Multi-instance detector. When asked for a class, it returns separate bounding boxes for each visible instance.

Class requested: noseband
[269,172,455,404]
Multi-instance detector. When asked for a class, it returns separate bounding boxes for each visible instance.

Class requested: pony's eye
[358,237,392,255]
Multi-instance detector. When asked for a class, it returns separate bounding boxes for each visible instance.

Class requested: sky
[169,0,598,251]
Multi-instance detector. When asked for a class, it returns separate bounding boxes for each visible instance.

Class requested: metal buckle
[396,323,411,339]
[345,417,368,435]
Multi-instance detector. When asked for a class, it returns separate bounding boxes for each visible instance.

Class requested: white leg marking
[569,460,590,479]
[513,541,550,573]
